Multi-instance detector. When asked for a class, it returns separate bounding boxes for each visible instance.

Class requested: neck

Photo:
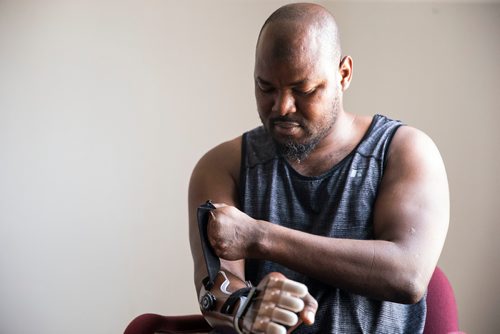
[288,112,360,176]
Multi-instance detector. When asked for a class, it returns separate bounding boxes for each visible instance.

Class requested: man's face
[254,25,341,160]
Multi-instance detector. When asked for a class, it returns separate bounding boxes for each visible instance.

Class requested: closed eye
[256,82,275,93]
[294,87,316,96]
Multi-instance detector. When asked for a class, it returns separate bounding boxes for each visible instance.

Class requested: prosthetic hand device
[197,201,309,334]
[239,272,308,334]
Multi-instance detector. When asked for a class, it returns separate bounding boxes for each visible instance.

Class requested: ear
[338,56,353,91]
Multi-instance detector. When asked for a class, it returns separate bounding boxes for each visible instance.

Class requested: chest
[241,153,383,239]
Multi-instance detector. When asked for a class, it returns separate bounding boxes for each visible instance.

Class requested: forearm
[253,221,429,304]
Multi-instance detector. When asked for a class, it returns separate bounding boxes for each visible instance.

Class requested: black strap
[197,200,220,290]
[220,287,252,315]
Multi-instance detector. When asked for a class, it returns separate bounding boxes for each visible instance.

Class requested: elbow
[393,273,427,304]
[400,280,426,305]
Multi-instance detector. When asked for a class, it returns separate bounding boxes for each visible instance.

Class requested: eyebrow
[255,76,311,86]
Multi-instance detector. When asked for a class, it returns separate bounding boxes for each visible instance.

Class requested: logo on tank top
[349,169,363,178]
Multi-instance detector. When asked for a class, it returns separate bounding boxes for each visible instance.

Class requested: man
[189,3,449,333]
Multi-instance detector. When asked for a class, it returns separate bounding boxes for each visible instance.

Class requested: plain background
[1,0,499,333]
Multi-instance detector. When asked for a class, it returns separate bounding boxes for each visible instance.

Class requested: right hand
[207,203,261,261]
[240,272,318,334]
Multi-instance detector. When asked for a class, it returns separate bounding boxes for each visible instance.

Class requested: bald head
[253,4,353,162]
[257,3,342,64]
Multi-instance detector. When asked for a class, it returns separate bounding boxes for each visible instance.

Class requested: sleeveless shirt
[239,114,426,333]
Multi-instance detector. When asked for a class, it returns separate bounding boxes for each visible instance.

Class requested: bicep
[373,126,449,277]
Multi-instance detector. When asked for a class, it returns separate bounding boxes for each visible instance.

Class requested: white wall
[0,1,498,333]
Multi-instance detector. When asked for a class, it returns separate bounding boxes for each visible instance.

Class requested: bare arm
[188,137,245,296]
[209,126,449,304]
[188,137,317,332]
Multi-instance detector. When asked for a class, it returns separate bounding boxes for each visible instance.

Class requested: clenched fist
[207,203,262,260]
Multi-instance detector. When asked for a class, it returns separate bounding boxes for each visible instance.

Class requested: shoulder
[384,124,447,187]
[389,126,442,166]
[195,136,242,179]
[189,136,243,205]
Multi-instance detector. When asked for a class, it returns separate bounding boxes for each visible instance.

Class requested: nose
[272,90,296,116]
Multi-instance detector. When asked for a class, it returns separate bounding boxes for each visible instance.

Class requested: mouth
[272,120,302,136]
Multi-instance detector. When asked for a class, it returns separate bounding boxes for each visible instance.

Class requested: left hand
[207,203,261,260]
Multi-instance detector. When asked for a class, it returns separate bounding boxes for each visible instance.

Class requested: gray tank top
[240,114,425,333]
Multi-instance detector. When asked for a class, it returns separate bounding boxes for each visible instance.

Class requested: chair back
[124,313,211,334]
[424,267,462,334]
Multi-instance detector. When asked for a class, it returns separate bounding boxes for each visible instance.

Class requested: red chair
[124,313,211,334]
[124,267,462,334]
[423,267,463,334]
